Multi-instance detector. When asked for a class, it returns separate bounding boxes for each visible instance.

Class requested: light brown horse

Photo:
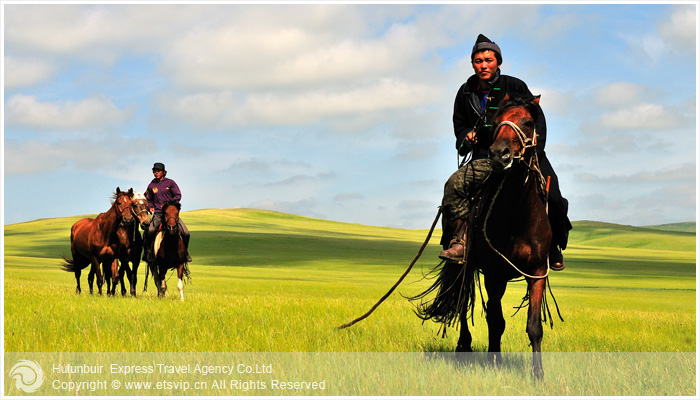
[413,94,553,378]
[150,200,189,300]
[62,187,134,295]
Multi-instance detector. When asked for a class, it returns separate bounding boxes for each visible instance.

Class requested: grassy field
[3,209,696,395]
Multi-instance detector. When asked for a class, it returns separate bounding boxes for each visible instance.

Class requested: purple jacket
[145,177,182,213]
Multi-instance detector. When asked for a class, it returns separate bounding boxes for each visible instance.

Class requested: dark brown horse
[413,95,554,378]
[111,192,150,296]
[150,200,190,300]
[62,187,134,295]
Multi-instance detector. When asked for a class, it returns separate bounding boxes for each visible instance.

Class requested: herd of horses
[61,188,189,300]
[58,94,557,378]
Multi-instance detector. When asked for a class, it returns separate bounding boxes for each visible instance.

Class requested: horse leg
[74,270,82,294]
[110,259,120,296]
[88,269,95,294]
[526,276,547,379]
[456,303,472,353]
[93,259,104,295]
[177,264,185,301]
[119,261,131,297]
[102,262,112,296]
[485,275,507,366]
[130,259,139,297]
[158,271,167,298]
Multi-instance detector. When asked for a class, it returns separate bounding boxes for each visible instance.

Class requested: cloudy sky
[2,2,697,228]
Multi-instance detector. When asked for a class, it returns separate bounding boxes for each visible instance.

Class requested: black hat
[471,34,502,64]
[152,162,165,171]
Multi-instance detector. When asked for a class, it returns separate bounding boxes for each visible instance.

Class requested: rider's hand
[465,131,477,147]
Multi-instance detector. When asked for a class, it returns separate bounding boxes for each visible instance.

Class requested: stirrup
[439,238,467,264]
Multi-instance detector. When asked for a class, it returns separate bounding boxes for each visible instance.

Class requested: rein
[482,173,550,280]
[337,206,443,329]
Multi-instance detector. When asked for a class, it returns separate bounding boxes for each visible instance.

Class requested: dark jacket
[453,70,547,160]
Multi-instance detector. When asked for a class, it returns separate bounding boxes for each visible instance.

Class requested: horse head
[114,187,134,225]
[131,192,150,230]
[489,94,541,171]
[162,200,181,236]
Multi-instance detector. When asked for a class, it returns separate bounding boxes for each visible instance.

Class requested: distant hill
[568,220,695,252]
[642,222,696,233]
[4,210,696,258]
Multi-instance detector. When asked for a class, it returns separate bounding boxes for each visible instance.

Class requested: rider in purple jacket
[143,162,191,262]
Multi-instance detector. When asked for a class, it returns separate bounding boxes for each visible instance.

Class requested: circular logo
[10,360,44,393]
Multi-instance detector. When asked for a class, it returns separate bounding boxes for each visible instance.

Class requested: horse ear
[128,188,134,196]
[116,187,121,194]
[503,94,510,102]
[531,95,541,106]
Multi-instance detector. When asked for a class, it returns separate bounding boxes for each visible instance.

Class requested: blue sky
[2,2,697,228]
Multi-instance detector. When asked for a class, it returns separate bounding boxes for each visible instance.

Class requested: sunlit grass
[3,211,696,395]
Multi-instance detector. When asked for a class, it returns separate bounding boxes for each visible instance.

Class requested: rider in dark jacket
[441,34,571,270]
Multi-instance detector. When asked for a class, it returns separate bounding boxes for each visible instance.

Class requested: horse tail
[60,256,80,273]
[406,260,478,329]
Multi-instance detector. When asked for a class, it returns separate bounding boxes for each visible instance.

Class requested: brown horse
[412,94,554,378]
[150,200,190,300]
[111,192,150,297]
[62,187,134,295]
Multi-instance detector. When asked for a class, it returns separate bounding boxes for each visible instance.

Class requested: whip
[336,207,442,329]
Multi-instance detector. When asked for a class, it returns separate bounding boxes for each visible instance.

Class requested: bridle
[131,199,149,218]
[493,119,537,163]
[163,206,179,232]
[114,195,132,219]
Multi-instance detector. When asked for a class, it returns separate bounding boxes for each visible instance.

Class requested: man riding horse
[142,162,192,263]
[440,34,571,270]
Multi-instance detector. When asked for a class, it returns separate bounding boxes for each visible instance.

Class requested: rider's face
[153,169,165,180]
[472,50,499,83]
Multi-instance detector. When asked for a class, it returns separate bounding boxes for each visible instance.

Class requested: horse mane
[494,94,540,120]
[162,199,181,212]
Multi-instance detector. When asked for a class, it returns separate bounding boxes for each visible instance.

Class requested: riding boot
[439,218,468,263]
[549,245,565,271]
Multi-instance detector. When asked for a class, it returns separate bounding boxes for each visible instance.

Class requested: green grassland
[3,210,696,395]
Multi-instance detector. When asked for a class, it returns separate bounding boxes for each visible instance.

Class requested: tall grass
[3,210,696,395]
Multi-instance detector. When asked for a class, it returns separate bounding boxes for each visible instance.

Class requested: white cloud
[4,57,56,90]
[597,103,682,131]
[4,4,205,63]
[658,4,696,52]
[4,138,154,176]
[5,94,132,131]
[163,9,442,92]
[161,78,440,128]
[575,163,695,184]
[590,82,650,109]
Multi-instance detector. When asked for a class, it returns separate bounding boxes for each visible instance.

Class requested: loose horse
[62,187,134,295]
[111,192,149,296]
[150,200,190,300]
[412,95,554,378]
